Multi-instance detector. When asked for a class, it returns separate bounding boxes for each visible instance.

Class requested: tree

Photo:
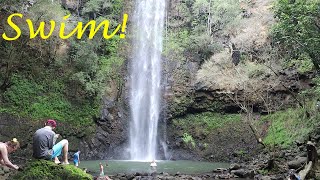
[272,0,320,69]
[0,0,64,91]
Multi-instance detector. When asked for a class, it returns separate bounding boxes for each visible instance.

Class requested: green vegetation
[12,160,92,180]
[284,53,314,74]
[261,104,319,148]
[169,95,195,117]
[310,77,320,98]
[257,169,269,176]
[173,112,241,136]
[272,0,320,69]
[164,30,191,61]
[0,75,98,126]
[182,132,196,148]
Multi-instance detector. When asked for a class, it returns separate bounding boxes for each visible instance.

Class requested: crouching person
[0,138,20,170]
[33,119,69,164]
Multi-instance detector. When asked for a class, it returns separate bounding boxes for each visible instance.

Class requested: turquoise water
[79,160,229,176]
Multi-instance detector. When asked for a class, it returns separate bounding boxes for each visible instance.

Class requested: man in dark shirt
[33,119,70,164]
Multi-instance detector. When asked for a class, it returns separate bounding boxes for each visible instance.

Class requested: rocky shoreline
[108,133,320,180]
[106,169,283,180]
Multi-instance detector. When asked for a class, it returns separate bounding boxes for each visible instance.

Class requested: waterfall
[129,0,166,161]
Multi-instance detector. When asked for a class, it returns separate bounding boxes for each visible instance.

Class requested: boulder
[126,174,135,180]
[231,169,246,178]
[287,156,307,169]
[231,169,254,178]
[230,163,241,170]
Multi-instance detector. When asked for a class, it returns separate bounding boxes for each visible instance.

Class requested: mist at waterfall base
[128,0,166,161]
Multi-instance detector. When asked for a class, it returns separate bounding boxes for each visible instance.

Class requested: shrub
[261,107,319,148]
[1,75,98,126]
[173,112,241,136]
[284,53,314,74]
[182,132,196,148]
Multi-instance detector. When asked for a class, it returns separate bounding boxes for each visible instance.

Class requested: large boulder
[287,156,307,169]
[230,163,241,170]
[11,160,92,180]
[231,169,254,178]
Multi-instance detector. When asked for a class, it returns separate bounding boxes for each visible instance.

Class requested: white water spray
[129,0,166,161]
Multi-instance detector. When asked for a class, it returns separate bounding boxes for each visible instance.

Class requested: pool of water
[79,160,229,176]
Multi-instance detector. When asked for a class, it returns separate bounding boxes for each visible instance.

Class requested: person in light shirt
[0,138,20,170]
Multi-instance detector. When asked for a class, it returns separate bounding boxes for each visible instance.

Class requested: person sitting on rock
[33,119,69,164]
[0,138,20,170]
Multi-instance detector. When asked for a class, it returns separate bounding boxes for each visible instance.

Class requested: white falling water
[129,0,166,161]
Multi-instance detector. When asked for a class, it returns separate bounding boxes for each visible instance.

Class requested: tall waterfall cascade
[129,0,166,161]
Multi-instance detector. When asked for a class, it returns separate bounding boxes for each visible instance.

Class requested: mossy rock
[11,160,93,180]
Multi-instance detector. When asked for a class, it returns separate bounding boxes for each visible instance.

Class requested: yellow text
[2,13,128,41]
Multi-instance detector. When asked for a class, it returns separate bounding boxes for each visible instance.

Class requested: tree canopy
[272,0,320,69]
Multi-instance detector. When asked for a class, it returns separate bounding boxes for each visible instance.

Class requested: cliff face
[163,0,309,117]
[80,96,130,160]
[74,0,316,160]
